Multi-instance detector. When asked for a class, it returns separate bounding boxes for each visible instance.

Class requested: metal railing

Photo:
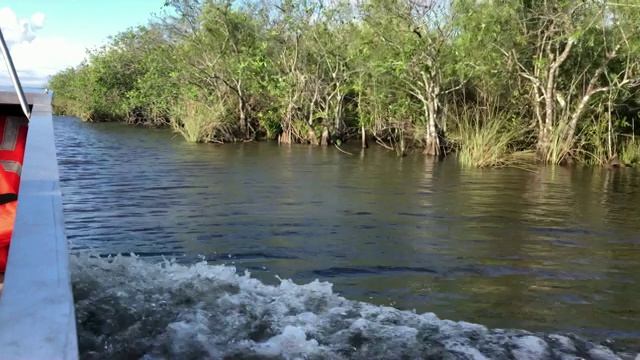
[0,27,31,119]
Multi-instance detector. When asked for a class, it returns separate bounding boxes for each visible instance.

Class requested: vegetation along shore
[48,0,640,168]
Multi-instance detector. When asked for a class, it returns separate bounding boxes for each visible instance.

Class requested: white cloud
[0,7,87,87]
[0,7,35,44]
[30,12,45,29]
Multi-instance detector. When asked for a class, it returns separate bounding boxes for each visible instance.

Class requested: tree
[502,0,640,163]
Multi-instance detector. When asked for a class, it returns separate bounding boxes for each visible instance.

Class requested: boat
[0,28,78,358]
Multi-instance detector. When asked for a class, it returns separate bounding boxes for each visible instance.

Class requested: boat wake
[72,254,637,360]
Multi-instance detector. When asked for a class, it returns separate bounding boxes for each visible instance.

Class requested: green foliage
[257,110,282,140]
[49,25,180,125]
[47,0,640,167]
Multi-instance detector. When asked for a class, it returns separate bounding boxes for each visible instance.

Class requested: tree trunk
[238,100,247,140]
[320,127,329,146]
[361,125,368,149]
[536,127,552,160]
[236,82,249,140]
[280,92,295,145]
[423,98,440,156]
[607,94,613,159]
[536,63,559,161]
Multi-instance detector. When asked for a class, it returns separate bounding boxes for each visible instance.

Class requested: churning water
[54,117,640,359]
[72,254,637,360]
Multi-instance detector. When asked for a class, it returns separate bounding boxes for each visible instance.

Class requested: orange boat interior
[0,103,28,292]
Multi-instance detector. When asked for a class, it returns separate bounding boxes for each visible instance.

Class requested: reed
[450,107,526,168]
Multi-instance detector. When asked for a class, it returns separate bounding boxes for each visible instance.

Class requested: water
[53,117,640,359]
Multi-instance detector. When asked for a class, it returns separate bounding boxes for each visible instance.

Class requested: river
[53,116,640,359]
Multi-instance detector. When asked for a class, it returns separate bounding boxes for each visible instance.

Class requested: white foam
[251,325,321,358]
[512,335,549,359]
[70,254,637,359]
[548,334,578,352]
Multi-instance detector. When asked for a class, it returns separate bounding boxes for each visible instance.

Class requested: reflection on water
[54,117,640,349]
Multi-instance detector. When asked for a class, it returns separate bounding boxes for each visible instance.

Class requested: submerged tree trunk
[278,130,292,145]
[398,130,406,157]
[309,129,319,145]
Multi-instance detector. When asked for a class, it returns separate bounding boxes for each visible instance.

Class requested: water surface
[53,117,640,358]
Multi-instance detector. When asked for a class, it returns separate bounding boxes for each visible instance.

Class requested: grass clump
[169,100,227,143]
[449,106,527,168]
[619,138,640,165]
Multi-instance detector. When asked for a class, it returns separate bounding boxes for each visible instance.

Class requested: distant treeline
[48,0,640,167]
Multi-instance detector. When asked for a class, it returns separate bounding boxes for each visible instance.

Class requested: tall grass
[573,115,611,166]
[619,137,640,165]
[169,100,226,143]
[449,106,527,168]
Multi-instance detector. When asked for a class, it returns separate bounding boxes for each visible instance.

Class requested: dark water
[54,117,640,359]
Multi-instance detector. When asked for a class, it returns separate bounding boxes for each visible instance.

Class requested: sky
[0,1,170,87]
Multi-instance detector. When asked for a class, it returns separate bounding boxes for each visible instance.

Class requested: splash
[72,254,637,360]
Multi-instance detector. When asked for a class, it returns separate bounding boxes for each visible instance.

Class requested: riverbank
[52,111,640,169]
[48,0,640,168]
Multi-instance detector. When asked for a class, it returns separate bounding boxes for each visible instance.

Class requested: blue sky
[0,1,170,86]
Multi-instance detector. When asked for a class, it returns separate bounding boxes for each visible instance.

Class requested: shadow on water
[54,117,640,357]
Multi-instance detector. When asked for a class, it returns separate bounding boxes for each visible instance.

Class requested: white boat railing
[0,28,31,119]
